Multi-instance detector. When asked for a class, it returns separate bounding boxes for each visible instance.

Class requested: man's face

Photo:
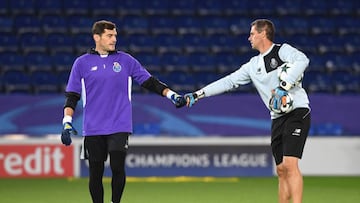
[95,28,117,53]
[248,25,263,50]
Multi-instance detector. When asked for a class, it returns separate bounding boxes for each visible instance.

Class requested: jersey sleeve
[279,43,310,85]
[66,58,83,94]
[128,54,152,84]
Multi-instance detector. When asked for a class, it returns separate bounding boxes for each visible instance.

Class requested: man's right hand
[61,116,78,146]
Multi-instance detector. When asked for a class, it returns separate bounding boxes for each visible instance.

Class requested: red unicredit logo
[0,144,74,177]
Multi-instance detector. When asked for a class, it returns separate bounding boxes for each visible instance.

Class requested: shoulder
[279,43,295,50]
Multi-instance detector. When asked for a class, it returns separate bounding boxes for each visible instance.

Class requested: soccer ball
[277,63,303,88]
[269,90,294,114]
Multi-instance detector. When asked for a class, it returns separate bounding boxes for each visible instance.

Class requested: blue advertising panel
[0,94,360,136]
[80,144,273,177]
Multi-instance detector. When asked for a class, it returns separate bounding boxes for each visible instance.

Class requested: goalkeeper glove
[61,116,78,146]
[184,89,205,107]
[269,87,293,114]
[166,90,187,108]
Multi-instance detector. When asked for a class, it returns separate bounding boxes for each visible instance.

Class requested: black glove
[170,93,187,108]
[61,122,78,146]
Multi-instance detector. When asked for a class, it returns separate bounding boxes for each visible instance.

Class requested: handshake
[168,89,204,108]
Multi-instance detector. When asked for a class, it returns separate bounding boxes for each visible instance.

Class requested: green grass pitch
[0,176,359,203]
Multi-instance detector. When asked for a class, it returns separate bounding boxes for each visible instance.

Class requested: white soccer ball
[279,92,293,113]
[269,91,294,114]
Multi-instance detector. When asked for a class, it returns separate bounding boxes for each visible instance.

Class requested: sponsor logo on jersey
[292,128,301,136]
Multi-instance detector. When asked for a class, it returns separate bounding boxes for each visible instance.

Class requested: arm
[141,76,186,108]
[185,64,252,107]
[278,44,309,90]
[61,92,80,146]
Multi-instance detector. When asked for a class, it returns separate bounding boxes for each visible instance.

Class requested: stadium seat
[275,0,303,16]
[188,53,216,72]
[19,33,47,54]
[309,17,337,35]
[10,0,36,15]
[176,16,203,35]
[89,0,117,16]
[209,34,237,54]
[338,17,360,35]
[118,0,148,16]
[167,0,196,16]
[0,33,19,53]
[246,0,276,15]
[14,14,42,34]
[222,0,251,15]
[0,1,8,15]
[303,0,329,16]
[196,0,224,16]
[25,52,53,73]
[165,71,196,92]
[68,15,94,34]
[3,70,33,94]
[201,16,230,35]
[121,15,149,35]
[214,52,243,73]
[160,53,190,72]
[155,34,183,54]
[193,72,221,88]
[327,0,355,15]
[307,54,327,73]
[182,33,209,54]
[228,17,253,35]
[46,33,74,54]
[31,71,59,94]
[149,16,178,35]
[303,72,334,93]
[282,17,309,35]
[128,34,157,54]
[133,52,162,72]
[63,0,89,15]
[73,33,94,55]
[52,51,76,72]
[289,34,318,54]
[0,51,26,73]
[41,14,68,34]
[332,71,360,94]
[36,0,63,16]
[0,16,13,34]
[145,0,171,15]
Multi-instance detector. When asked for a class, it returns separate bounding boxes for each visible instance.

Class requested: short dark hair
[251,19,275,41]
[92,20,116,35]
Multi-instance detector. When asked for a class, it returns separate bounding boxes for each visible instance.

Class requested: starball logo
[0,144,74,177]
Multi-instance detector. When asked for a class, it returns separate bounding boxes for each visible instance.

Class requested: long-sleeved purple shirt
[66,50,151,136]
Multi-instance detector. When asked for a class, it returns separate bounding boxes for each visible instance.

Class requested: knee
[276,164,287,177]
[110,151,126,174]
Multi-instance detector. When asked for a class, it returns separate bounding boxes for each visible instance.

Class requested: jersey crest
[113,62,122,72]
[263,45,284,73]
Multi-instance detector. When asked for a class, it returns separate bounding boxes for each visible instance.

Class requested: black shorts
[81,132,129,162]
[271,108,311,165]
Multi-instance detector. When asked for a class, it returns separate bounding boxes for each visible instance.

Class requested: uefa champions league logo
[113,62,122,72]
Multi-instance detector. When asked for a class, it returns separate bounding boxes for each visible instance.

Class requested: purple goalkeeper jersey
[66,50,151,136]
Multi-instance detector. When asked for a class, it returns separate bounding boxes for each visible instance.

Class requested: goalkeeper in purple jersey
[60,20,186,203]
[185,19,310,203]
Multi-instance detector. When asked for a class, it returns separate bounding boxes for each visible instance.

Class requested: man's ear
[93,34,100,42]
